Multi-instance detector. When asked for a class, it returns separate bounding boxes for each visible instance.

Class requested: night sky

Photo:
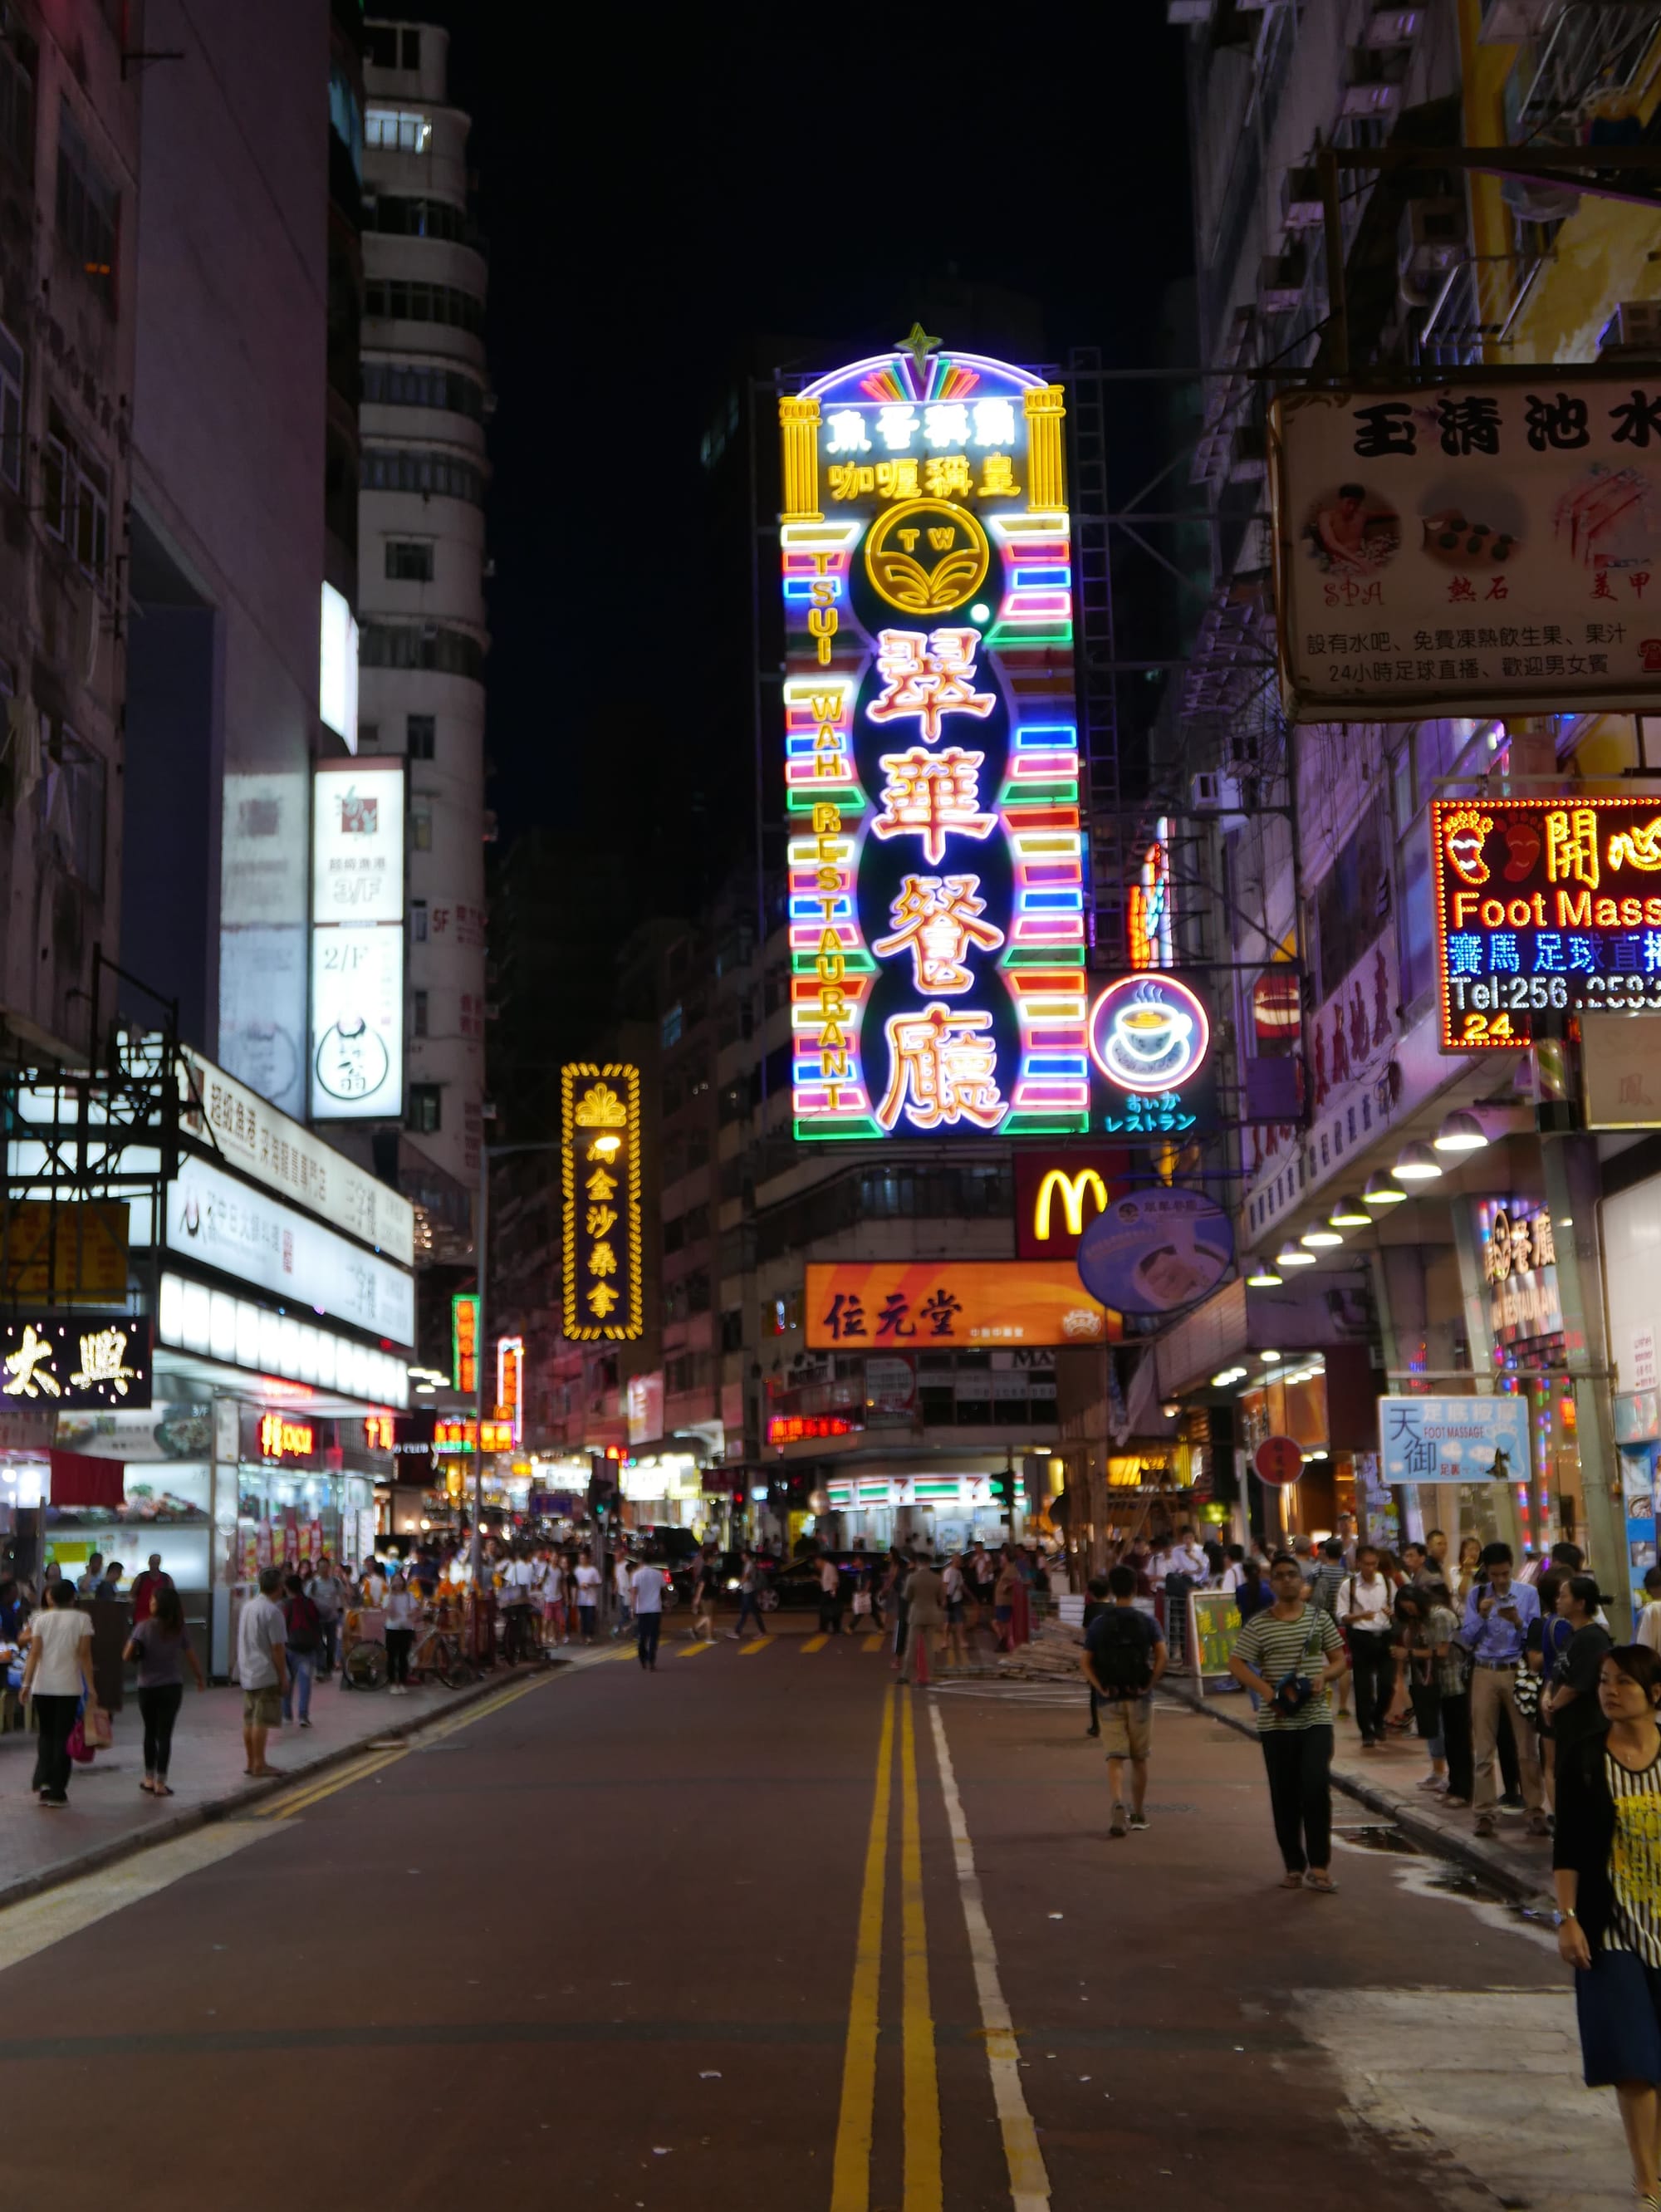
[422,5,1193,873]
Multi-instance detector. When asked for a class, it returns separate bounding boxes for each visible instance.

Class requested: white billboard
[311,761,404,1122]
[164,1155,415,1346]
[319,581,360,752]
[1271,377,1661,720]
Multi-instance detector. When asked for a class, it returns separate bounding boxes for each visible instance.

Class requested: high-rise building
[358,17,489,1248]
[0,8,140,1060]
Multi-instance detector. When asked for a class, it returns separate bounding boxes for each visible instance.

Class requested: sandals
[1279,1871,1306,1889]
[1305,1873,1340,1894]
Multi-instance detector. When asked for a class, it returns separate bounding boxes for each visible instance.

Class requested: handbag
[82,1702,113,1749]
[1512,1655,1541,1721]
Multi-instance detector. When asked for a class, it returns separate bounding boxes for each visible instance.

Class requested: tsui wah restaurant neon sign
[259,1413,316,1461]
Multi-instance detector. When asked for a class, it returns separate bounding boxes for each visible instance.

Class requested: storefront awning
[1154,1269,1373,1400]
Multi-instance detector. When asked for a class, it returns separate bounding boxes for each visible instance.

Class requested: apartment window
[0,37,33,175]
[406,713,436,759]
[358,722,380,753]
[42,406,109,577]
[385,539,434,582]
[411,807,433,851]
[412,899,429,942]
[365,108,431,154]
[412,990,429,1038]
[0,321,21,491]
[359,446,485,504]
[719,1309,744,1354]
[359,621,484,682]
[363,25,419,67]
[360,361,486,422]
[407,1082,442,1133]
[38,725,105,894]
[660,1002,682,1047]
[365,195,471,245]
[362,278,483,337]
[56,105,117,307]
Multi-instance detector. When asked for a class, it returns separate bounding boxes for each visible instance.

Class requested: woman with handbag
[1390,1584,1457,1795]
[19,1580,96,1807]
[1554,1644,1661,2210]
[124,1584,206,1794]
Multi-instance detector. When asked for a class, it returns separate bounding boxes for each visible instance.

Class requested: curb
[1168,1681,1556,1909]
[0,1654,589,1916]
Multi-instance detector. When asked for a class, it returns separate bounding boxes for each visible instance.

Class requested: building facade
[358,18,489,1243]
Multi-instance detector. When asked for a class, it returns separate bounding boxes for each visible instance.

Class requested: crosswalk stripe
[737,1635,772,1655]
[801,1634,830,1654]
[864,1635,884,1653]
[679,1637,715,1657]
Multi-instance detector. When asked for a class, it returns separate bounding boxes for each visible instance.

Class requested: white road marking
[0,1823,277,1976]
[927,1698,1051,2212]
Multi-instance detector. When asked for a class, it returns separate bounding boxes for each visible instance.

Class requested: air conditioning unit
[1282,165,1325,230]
[1342,42,1410,117]
[1600,299,1661,358]
[1192,772,1243,812]
[1399,196,1466,297]
[1258,243,1306,314]
[1366,3,1422,46]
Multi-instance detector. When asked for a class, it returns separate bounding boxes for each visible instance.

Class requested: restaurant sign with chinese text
[1476,1198,1564,1346]
[1432,797,1661,1050]
[781,340,1087,1142]
[806,1260,1110,1351]
[1271,380,1661,719]
[0,1312,151,1410]
[561,1064,643,1341]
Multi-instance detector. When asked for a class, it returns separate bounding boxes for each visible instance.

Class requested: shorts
[1100,1697,1153,1761]
[946,1600,964,1625]
[995,1605,1013,1625]
[243,1685,282,1729]
[1577,1948,1661,2087]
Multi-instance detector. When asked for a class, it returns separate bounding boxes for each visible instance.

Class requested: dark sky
[420,6,1194,868]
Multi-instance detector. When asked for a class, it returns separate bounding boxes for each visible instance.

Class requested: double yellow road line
[830,1689,1048,2212]
[257,1671,552,1821]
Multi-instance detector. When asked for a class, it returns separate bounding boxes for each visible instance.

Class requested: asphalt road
[0,1629,1623,2210]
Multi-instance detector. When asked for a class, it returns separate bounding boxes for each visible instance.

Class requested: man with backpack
[1080,1564,1168,1837]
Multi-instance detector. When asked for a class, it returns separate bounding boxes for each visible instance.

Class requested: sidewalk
[0,1655,586,1911]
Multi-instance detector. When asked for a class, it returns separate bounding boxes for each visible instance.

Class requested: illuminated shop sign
[0,1312,151,1409]
[561,1065,643,1341]
[767,1414,856,1444]
[1087,974,1218,1142]
[806,1259,1110,1350]
[1433,797,1661,1049]
[497,1335,524,1444]
[1271,377,1661,722]
[310,760,404,1121]
[1012,1148,1126,1261]
[259,1412,316,1462]
[781,335,1086,1140]
[452,1292,478,1393]
[1476,1197,1565,1345]
[434,1416,514,1454]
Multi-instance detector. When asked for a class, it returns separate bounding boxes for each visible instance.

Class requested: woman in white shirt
[20,1582,95,1807]
[384,1572,420,1695]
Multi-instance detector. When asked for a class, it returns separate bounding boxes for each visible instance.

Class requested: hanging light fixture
[1393,1139,1443,1181]
[1364,1170,1408,1206]
[1276,1242,1317,1268]
[1329,1194,1370,1227]
[1244,1256,1283,1287]
[1433,1108,1489,1153]
[1301,1224,1344,1248]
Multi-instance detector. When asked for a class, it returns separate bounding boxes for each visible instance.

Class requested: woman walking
[385,1570,419,1693]
[125,1585,205,1794]
[20,1581,96,1807]
[1389,1584,1455,1795]
[689,1547,718,1643]
[1555,1645,1661,2208]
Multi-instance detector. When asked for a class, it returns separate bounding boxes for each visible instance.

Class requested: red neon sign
[767,1414,855,1444]
[260,1412,316,1460]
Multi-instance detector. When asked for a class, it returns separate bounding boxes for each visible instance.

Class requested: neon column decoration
[781,344,1087,1140]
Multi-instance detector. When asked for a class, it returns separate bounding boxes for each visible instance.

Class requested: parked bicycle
[342,1612,473,1690]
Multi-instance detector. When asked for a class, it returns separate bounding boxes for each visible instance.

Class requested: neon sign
[435,1416,513,1454]
[1087,974,1218,1141]
[767,1414,855,1444]
[259,1412,316,1461]
[451,1292,478,1394]
[1433,797,1661,1049]
[561,1064,643,1341]
[781,338,1086,1140]
[497,1334,523,1445]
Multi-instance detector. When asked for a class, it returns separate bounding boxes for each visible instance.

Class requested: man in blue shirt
[1461,1542,1547,1839]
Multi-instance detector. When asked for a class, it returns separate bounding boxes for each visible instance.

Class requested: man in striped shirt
[1228,1552,1349,1893]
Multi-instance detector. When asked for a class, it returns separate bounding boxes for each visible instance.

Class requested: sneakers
[1129,1811,1149,1832]
[1499,1790,1525,1812]
[1475,1812,1497,1837]
[1526,1812,1551,1838]
[1110,1802,1128,1839]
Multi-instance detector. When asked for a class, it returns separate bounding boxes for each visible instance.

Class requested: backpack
[1090,1610,1154,1698]
[285,1596,320,1654]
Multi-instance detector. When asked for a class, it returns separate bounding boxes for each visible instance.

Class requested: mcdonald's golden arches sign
[1012,1148,1126,1260]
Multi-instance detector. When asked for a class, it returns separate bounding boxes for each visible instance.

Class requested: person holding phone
[1462,1540,1548,1838]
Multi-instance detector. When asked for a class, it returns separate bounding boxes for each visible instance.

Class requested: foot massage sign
[779,334,1088,1139]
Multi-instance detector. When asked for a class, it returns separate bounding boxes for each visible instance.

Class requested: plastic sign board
[1271,378,1661,722]
[310,760,404,1121]
[0,1200,129,1302]
[806,1259,1110,1350]
[561,1064,643,1341]
[0,1312,151,1409]
[1431,797,1661,1050]
[1075,1187,1234,1317]
[1377,1394,1531,1484]
[1086,974,1220,1143]
[781,341,1088,1141]
[1253,1435,1304,1486]
[319,581,360,751]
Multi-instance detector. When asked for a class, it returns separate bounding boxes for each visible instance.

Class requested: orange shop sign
[806,1261,1115,1351]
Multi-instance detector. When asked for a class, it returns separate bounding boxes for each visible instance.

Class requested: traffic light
[994,1466,1017,1523]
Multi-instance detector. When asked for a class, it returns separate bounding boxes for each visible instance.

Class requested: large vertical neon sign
[781,338,1087,1140]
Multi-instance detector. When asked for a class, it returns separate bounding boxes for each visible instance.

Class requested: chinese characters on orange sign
[561,1064,643,1341]
[805,1261,1112,1350]
[451,1292,478,1394]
